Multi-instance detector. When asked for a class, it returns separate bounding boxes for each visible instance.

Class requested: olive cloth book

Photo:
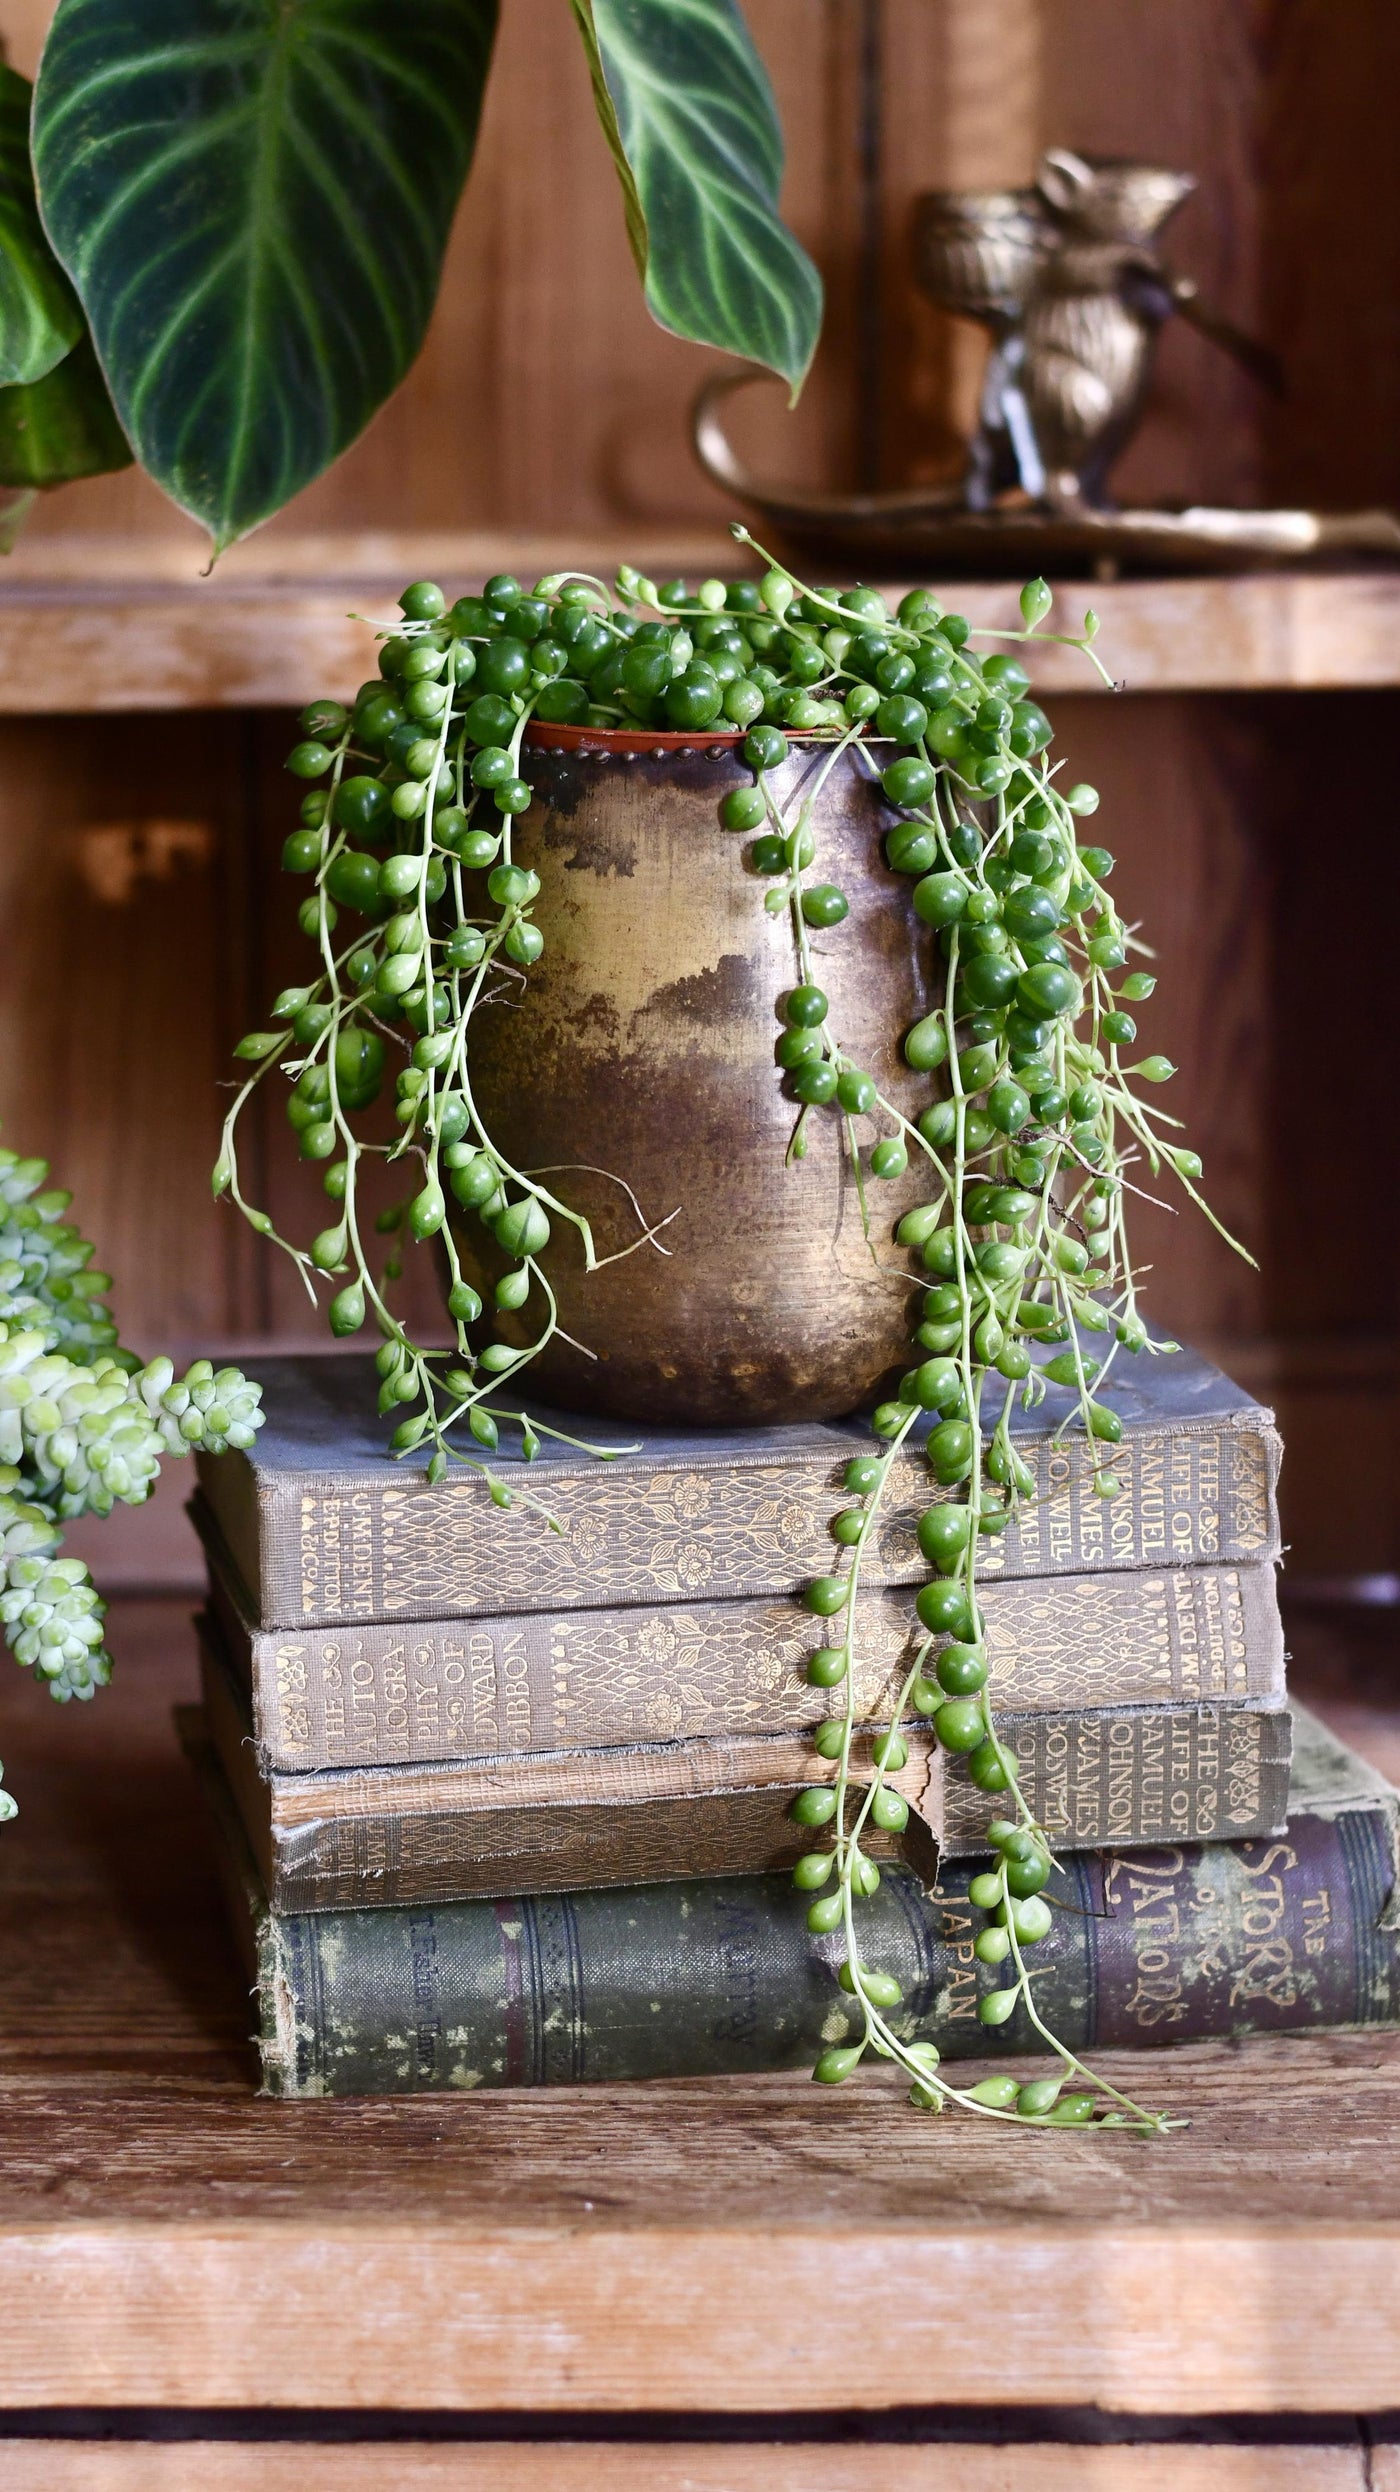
[192,1345,1281,1632]
[201,1506,1286,1777]
[181,1703,1398,2097]
[199,1613,1291,1913]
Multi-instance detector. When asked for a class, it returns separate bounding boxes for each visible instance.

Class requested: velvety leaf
[33,0,498,549]
[0,64,83,387]
[0,333,133,488]
[571,0,821,393]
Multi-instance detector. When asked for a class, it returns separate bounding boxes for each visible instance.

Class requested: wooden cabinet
[2,4,1399,2461]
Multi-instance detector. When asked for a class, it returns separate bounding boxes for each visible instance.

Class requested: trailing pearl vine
[225,538,1247,2126]
[725,531,1247,2130]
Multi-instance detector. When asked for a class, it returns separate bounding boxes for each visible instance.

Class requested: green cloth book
[184,1703,1396,2098]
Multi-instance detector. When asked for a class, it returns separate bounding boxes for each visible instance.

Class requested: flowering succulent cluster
[0,1145,122,1361]
[0,1142,263,1808]
[0,1333,262,1522]
[0,1541,105,1702]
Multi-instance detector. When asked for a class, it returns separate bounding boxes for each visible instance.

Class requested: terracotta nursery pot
[455,723,934,1426]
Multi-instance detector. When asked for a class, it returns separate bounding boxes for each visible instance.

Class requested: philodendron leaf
[0,65,84,387]
[0,334,133,489]
[571,0,822,395]
[32,0,498,550]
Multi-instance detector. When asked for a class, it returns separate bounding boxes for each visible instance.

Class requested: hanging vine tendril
[226,532,1249,2126]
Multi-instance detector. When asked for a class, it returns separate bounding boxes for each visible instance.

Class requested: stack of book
[184,1346,1400,2094]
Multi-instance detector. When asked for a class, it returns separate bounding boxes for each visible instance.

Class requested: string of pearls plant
[224,532,1248,2127]
[0,1140,263,1819]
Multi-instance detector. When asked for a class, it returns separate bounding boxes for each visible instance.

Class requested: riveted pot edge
[523,721,897,760]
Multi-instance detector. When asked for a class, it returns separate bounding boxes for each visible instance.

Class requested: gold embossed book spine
[204,1546,1285,1775]
[193,1347,1282,1631]
[199,1617,1291,1911]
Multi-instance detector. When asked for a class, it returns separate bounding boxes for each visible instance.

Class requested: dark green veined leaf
[0,65,83,387]
[0,332,133,488]
[32,0,498,550]
[570,0,821,394]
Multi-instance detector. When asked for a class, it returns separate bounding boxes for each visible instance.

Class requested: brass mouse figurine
[914,147,1279,512]
[691,145,1400,569]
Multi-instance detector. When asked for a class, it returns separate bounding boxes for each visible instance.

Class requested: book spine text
[218,1556,1284,1772]
[256,1800,1398,2095]
[231,1413,1281,1626]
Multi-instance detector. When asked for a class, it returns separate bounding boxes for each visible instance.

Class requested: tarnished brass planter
[457,726,933,1426]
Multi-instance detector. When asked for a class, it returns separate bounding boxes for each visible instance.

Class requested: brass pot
[456,727,933,1426]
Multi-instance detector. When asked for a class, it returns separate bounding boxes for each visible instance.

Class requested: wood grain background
[0,0,1393,1576]
[0,2444,1377,2492]
[2,0,1396,545]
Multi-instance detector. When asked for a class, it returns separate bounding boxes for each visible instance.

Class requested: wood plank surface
[0,711,258,1350]
[1257,0,1400,513]
[0,2442,1372,2491]
[11,2119,1400,2415]
[2,1600,1400,2416]
[1,563,1400,709]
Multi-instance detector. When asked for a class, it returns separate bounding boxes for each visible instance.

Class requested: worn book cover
[194,1346,1281,1630]
[182,1704,1398,2096]
[199,1622,940,1908]
[202,1507,1285,1776]
[199,1613,1290,1912]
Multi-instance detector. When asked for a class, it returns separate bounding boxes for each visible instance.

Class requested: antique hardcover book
[199,1617,1291,1911]
[183,1704,1399,2096]
[198,1621,937,1905]
[203,1509,1286,1775]
[193,1346,1281,1631]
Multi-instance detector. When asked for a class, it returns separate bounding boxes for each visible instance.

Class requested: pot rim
[523,720,743,757]
[522,720,894,759]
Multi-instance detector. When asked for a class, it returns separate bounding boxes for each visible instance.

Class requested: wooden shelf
[1,537,1399,708]
[3,1596,1400,2419]
[0,2438,1386,2489]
